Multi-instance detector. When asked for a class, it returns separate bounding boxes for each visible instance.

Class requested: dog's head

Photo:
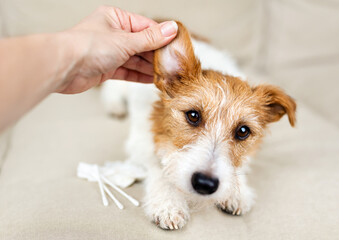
[151,22,296,201]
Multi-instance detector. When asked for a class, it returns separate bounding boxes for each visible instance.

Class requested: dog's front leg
[143,167,190,230]
[217,173,255,216]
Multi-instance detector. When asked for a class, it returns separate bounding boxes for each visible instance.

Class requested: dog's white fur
[100,39,255,229]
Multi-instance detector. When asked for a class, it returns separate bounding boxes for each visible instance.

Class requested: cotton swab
[101,175,140,207]
[94,165,108,206]
[93,166,125,209]
[102,184,124,209]
[77,162,142,208]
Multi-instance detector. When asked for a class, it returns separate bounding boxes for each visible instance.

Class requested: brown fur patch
[252,85,297,126]
[151,21,296,167]
[153,22,201,95]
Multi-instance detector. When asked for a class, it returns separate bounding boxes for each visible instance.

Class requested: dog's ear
[253,85,297,127]
[154,21,201,95]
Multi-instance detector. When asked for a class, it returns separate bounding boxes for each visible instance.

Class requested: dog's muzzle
[191,172,219,195]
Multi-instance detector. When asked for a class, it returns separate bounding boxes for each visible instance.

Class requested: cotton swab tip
[103,198,109,207]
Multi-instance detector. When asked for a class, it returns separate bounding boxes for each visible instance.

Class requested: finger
[108,7,157,32]
[126,21,178,54]
[136,51,154,63]
[128,12,158,32]
[111,67,154,83]
[122,56,153,76]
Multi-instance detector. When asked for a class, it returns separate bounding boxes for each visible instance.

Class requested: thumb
[128,21,178,54]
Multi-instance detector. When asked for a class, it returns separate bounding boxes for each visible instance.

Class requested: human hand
[56,6,178,94]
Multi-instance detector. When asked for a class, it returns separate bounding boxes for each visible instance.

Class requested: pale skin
[0,6,178,132]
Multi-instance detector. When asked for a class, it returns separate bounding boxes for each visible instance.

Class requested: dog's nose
[191,172,219,195]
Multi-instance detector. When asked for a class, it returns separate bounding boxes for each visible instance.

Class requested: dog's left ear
[153,21,201,96]
[253,85,297,127]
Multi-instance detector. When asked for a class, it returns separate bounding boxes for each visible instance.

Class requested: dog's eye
[235,125,250,140]
[185,110,200,126]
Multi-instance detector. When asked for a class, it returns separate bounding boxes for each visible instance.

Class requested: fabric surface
[0,0,339,239]
[0,2,3,37]
[268,62,339,127]
[0,14,2,37]
[261,0,339,70]
[0,0,260,63]
[257,0,339,125]
[0,90,338,240]
[0,129,11,170]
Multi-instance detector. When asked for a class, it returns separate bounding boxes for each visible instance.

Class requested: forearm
[0,33,76,131]
[0,6,178,133]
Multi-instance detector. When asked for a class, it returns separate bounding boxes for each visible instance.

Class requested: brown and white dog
[101,22,296,230]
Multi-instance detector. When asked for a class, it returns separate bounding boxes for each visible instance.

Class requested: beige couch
[0,0,338,239]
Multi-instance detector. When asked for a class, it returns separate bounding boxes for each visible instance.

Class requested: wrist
[51,31,86,93]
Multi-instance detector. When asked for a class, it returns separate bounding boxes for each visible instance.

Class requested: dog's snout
[191,172,219,195]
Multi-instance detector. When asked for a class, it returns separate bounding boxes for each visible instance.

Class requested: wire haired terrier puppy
[101,22,296,230]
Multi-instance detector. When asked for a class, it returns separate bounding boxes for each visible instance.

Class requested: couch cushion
[247,0,339,126]
[0,129,11,170]
[0,89,338,240]
[244,59,339,127]
[261,0,339,70]
[269,61,339,126]
[0,3,3,37]
[0,16,2,37]
[0,0,260,63]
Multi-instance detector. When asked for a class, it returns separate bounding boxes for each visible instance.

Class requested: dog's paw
[217,199,248,216]
[152,208,189,230]
[103,99,127,117]
[217,187,255,216]
[100,81,128,118]
[145,198,190,230]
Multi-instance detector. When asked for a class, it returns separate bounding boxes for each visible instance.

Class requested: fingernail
[160,21,178,37]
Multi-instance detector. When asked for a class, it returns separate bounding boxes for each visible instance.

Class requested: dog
[100,22,296,230]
